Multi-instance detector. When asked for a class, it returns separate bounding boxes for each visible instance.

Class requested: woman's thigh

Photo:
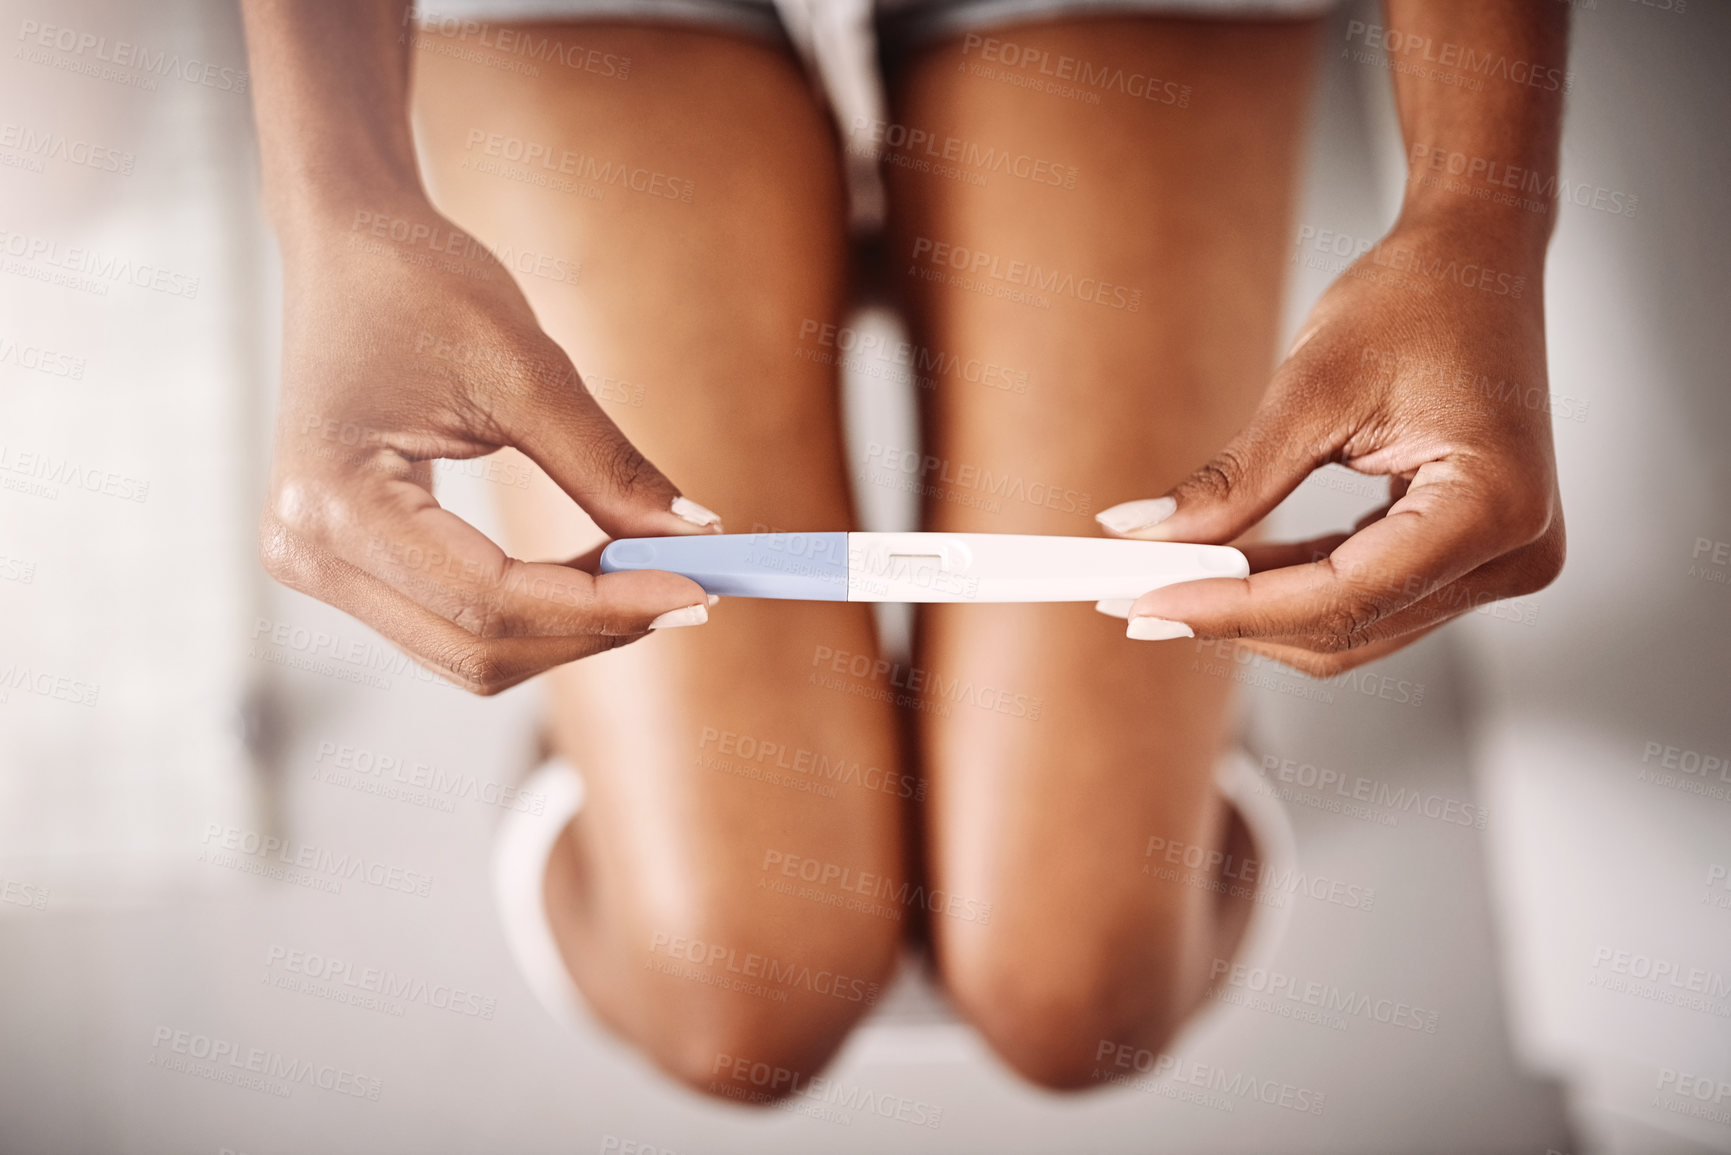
[412,22,909,1095]
[883,14,1320,1088]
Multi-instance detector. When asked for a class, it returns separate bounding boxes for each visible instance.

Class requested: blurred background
[1,0,1727,1151]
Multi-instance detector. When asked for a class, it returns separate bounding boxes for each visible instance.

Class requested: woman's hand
[1096,209,1565,673]
[240,1,720,695]
[261,196,722,695]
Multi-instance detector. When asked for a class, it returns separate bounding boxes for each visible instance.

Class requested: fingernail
[649,603,708,630]
[705,594,720,607]
[1096,497,1176,535]
[1094,598,1134,619]
[1126,616,1193,641]
[671,496,723,531]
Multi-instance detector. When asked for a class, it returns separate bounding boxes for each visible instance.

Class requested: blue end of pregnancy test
[600,532,848,599]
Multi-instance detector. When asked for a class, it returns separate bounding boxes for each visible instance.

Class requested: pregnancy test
[599,532,1246,602]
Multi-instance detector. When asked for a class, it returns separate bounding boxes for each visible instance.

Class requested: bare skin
[238,0,726,696]
[242,0,1567,1105]
[883,17,1317,1086]
[412,26,907,1093]
[411,14,1312,1094]
[1109,0,1568,672]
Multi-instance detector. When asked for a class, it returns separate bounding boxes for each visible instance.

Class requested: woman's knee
[934,903,1199,1091]
[621,906,903,1100]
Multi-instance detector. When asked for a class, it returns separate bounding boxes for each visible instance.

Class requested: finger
[1095,526,1353,626]
[266,472,712,643]
[347,498,709,637]
[1234,620,1449,676]
[1147,530,1448,661]
[1226,483,1429,573]
[1275,520,1563,655]
[491,343,725,540]
[563,540,613,573]
[560,539,724,607]
[1156,524,1557,667]
[559,538,696,578]
[277,538,651,695]
[1237,532,1351,574]
[1121,457,1555,648]
[1095,367,1341,544]
[1229,501,1393,572]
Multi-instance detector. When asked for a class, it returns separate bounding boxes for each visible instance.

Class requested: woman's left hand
[1094,210,1566,674]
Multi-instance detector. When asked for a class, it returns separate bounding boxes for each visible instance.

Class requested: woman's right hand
[260,195,723,695]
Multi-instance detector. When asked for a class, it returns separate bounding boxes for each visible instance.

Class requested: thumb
[503,353,724,540]
[1096,376,1335,544]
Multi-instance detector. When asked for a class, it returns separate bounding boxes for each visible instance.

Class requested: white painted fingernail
[1096,497,1176,535]
[705,594,720,607]
[671,496,723,530]
[649,603,708,630]
[1126,616,1193,641]
[1095,599,1134,619]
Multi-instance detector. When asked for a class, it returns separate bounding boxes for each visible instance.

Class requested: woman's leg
[412,23,907,1097]
[884,15,1319,1088]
